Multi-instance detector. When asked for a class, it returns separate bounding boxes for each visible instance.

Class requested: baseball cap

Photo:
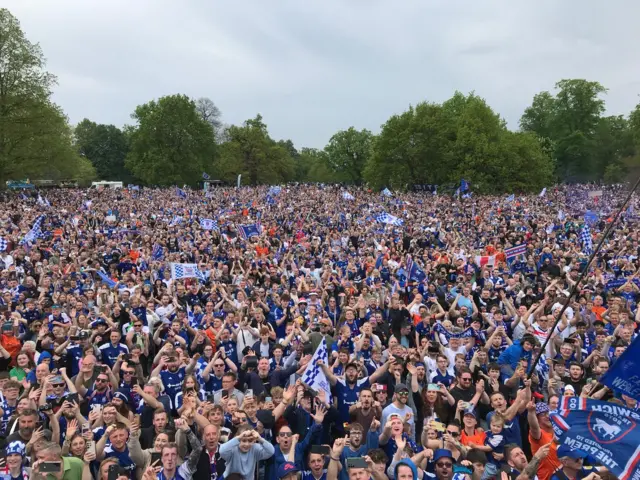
[78,331,90,340]
[557,445,589,459]
[394,383,409,394]
[345,362,359,371]
[433,449,454,463]
[277,462,300,479]
[463,408,476,418]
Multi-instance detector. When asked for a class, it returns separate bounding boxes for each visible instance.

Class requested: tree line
[2,8,640,192]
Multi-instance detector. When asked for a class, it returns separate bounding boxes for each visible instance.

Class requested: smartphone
[311,445,331,455]
[206,393,215,403]
[82,423,90,435]
[265,397,272,402]
[67,393,79,404]
[38,404,52,412]
[246,389,253,398]
[40,462,62,473]
[431,421,446,432]
[346,458,368,469]
[108,465,125,480]
[150,452,162,465]
[222,391,229,399]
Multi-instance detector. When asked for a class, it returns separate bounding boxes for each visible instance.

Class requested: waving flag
[170,263,205,281]
[505,244,526,260]
[381,188,392,197]
[169,216,183,226]
[0,237,7,252]
[376,212,403,226]
[96,270,117,289]
[238,224,260,240]
[553,409,640,480]
[474,255,496,268]
[19,215,46,246]
[151,244,164,260]
[375,254,384,270]
[558,210,566,221]
[342,192,355,200]
[506,194,515,202]
[301,337,332,402]
[580,224,593,255]
[601,335,640,401]
[199,219,218,230]
[406,255,426,282]
[460,179,469,192]
[539,187,547,197]
[202,172,210,180]
[268,186,282,196]
[176,187,187,199]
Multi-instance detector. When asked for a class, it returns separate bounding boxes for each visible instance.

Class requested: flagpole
[527,175,640,380]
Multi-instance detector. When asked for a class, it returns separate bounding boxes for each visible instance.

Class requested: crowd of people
[0,183,636,480]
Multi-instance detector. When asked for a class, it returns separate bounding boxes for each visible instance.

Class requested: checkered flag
[580,224,593,255]
[375,212,403,226]
[301,337,332,402]
[170,262,206,281]
[0,237,7,252]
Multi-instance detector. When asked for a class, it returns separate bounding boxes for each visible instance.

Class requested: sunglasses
[461,377,472,381]
[214,364,225,367]
[96,378,109,383]
[397,391,409,396]
[436,462,453,468]
[52,383,65,388]
[123,370,135,375]
[134,324,142,327]
[279,432,292,437]
[446,431,459,437]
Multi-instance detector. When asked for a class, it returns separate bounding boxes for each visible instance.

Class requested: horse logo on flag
[588,411,636,444]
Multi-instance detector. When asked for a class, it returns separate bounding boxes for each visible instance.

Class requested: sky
[5,0,640,149]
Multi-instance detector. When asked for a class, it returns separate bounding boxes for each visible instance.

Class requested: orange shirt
[529,428,560,480]
[592,305,606,321]
[1,334,21,365]
[461,428,486,447]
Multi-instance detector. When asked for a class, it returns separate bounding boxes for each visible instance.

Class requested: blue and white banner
[342,191,355,200]
[539,187,547,197]
[202,172,210,180]
[301,337,332,402]
[199,219,218,230]
[601,335,640,401]
[151,244,164,260]
[19,215,46,246]
[381,188,392,197]
[238,224,260,240]
[176,187,187,199]
[96,270,118,289]
[553,409,640,480]
[560,397,640,421]
[170,263,205,281]
[376,212,403,226]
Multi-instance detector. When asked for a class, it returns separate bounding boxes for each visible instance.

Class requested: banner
[553,409,640,480]
[170,263,205,281]
[560,397,640,421]
[601,335,640,401]
[300,337,332,402]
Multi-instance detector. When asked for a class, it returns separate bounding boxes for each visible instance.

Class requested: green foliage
[604,163,625,184]
[324,127,374,184]
[364,92,553,193]
[0,8,87,184]
[214,115,295,185]
[125,94,216,186]
[74,119,130,181]
[519,79,630,182]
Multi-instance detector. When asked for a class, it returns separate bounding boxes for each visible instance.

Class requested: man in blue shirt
[150,353,196,410]
[98,331,129,368]
[319,357,392,424]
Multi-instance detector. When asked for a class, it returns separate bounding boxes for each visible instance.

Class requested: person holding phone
[32,441,89,480]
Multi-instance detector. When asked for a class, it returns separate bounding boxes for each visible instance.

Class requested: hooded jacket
[394,458,418,480]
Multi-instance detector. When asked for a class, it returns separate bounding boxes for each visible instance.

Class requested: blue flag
[375,254,384,270]
[460,179,469,192]
[152,244,164,260]
[176,187,187,199]
[585,210,599,225]
[553,409,640,480]
[202,172,210,180]
[96,270,117,289]
[238,224,260,240]
[601,335,640,401]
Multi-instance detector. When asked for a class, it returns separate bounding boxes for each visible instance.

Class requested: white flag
[539,187,547,197]
[170,263,205,281]
[301,338,332,402]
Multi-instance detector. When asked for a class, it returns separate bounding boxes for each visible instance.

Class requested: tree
[125,94,216,186]
[0,8,85,184]
[520,79,608,181]
[74,119,130,181]
[324,127,374,183]
[194,97,223,139]
[364,102,454,189]
[214,115,294,185]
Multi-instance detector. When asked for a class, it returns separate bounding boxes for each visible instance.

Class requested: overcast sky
[5,0,640,149]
